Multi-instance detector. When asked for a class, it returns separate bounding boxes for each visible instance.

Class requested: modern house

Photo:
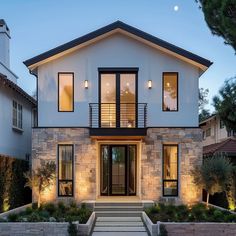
[200,114,236,158]
[24,21,212,205]
[0,19,36,160]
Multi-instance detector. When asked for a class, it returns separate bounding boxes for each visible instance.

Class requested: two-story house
[200,114,236,158]
[0,19,36,160]
[24,21,212,205]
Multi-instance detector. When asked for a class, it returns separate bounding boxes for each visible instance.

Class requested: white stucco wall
[37,33,200,127]
[0,85,33,159]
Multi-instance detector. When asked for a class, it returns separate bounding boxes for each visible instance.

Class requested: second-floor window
[12,100,23,130]
[163,72,178,111]
[206,128,211,137]
[58,73,74,112]
[220,119,225,129]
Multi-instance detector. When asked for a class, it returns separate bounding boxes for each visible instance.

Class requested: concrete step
[93,226,147,232]
[95,202,143,207]
[92,232,148,236]
[96,217,142,222]
[94,206,143,211]
[95,211,143,217]
[95,221,144,226]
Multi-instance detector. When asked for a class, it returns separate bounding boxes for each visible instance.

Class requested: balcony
[89,103,147,137]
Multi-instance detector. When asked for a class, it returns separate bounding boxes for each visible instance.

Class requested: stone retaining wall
[0,212,96,236]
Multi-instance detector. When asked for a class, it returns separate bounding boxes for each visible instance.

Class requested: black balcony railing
[89,103,147,128]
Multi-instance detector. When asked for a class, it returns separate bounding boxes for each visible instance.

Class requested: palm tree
[24,161,56,208]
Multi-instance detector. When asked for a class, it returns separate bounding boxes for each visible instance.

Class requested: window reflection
[163,73,178,111]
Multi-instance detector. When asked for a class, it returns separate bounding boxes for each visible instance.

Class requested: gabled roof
[24,21,212,70]
[203,138,236,156]
[0,73,36,105]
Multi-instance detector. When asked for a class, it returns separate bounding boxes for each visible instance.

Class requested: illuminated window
[163,73,178,111]
[163,144,178,196]
[58,144,73,197]
[12,100,23,129]
[58,73,74,112]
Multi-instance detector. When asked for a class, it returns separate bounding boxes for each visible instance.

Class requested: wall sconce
[148,80,152,89]
[84,80,88,89]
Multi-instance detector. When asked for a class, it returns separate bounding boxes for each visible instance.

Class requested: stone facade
[32,127,202,204]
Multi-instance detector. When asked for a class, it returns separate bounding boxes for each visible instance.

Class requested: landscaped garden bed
[143,203,236,236]
[0,202,95,236]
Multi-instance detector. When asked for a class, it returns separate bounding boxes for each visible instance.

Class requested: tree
[199,88,211,122]
[213,77,236,132]
[196,0,236,53]
[24,161,56,208]
[191,154,234,206]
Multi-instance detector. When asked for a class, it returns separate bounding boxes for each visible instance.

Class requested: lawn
[0,201,92,224]
[145,203,236,223]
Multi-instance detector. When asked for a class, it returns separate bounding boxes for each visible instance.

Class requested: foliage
[191,154,234,206]
[199,109,211,122]
[199,88,211,122]
[5,202,92,223]
[159,224,168,236]
[67,221,78,236]
[213,78,236,132]
[145,203,236,223]
[196,0,236,52]
[24,160,56,208]
[0,156,30,213]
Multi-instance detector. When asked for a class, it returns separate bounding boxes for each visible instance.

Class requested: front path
[91,217,149,236]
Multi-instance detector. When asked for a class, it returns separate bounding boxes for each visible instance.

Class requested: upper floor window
[58,144,74,197]
[163,72,178,111]
[206,128,211,137]
[220,119,225,129]
[58,73,74,112]
[163,144,178,196]
[12,100,23,130]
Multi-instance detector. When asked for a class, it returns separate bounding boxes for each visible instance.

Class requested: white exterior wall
[37,33,200,127]
[0,85,32,159]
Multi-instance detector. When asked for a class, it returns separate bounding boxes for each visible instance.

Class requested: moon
[174,5,179,11]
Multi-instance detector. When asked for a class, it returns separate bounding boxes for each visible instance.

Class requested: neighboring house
[0,19,36,160]
[24,21,212,204]
[200,114,236,158]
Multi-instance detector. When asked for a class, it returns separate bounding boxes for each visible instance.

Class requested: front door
[100,145,136,196]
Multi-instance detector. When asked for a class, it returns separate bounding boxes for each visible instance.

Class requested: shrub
[43,203,56,215]
[7,213,18,222]
[159,224,168,236]
[27,212,42,222]
[67,221,78,236]
[58,201,66,213]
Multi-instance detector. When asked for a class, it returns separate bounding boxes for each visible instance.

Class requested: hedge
[0,155,31,213]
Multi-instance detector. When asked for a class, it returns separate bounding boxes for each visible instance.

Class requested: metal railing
[89,103,147,128]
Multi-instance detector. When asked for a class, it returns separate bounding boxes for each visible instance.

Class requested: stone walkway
[92,217,149,236]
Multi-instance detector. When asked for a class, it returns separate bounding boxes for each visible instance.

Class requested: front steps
[92,217,149,236]
[94,202,144,217]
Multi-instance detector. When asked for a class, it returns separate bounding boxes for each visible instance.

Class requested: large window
[163,73,178,111]
[58,73,74,112]
[58,144,73,197]
[12,100,23,130]
[163,144,178,196]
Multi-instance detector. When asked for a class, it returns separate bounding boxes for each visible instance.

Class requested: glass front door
[100,145,137,196]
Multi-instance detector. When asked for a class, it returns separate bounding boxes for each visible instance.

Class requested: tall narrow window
[163,144,178,196]
[12,100,23,130]
[163,73,178,111]
[58,73,74,112]
[58,145,73,197]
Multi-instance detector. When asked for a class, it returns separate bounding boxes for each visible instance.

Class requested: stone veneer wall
[32,128,97,203]
[141,128,202,204]
[32,127,202,204]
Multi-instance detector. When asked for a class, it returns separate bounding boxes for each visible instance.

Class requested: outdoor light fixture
[84,80,88,89]
[148,80,152,89]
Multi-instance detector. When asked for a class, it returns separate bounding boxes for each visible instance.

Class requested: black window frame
[58,72,74,112]
[162,144,179,197]
[162,72,179,112]
[57,144,74,197]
